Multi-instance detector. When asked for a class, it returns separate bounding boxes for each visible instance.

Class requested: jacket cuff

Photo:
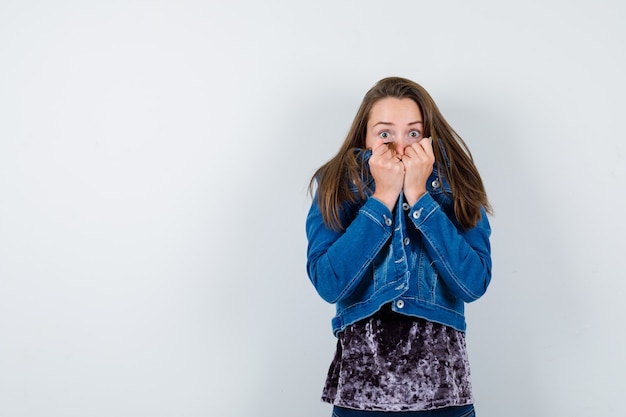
[361,196,395,230]
[407,192,438,225]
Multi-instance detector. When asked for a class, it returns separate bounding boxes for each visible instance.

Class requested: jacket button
[396,299,404,309]
[384,217,392,226]
[412,210,421,219]
[403,237,410,246]
[402,202,410,211]
[432,179,440,189]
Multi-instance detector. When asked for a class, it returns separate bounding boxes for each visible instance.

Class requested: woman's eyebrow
[372,120,423,127]
[372,121,393,127]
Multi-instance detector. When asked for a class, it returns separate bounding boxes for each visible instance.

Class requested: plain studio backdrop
[1,1,624,416]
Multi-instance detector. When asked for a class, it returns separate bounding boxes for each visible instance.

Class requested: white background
[1,1,624,416]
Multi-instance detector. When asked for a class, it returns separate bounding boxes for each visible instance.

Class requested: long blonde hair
[310,76,492,231]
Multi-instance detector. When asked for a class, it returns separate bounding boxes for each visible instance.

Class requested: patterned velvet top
[321,304,473,412]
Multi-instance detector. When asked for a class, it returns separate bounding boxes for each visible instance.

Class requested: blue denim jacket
[306,149,492,336]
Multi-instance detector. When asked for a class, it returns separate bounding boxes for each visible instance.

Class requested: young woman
[306,77,492,417]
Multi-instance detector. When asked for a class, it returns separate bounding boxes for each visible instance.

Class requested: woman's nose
[394,141,405,156]
[394,135,420,156]
[394,136,410,156]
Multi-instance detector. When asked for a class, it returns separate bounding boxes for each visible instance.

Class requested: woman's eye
[379,131,391,139]
[409,130,421,138]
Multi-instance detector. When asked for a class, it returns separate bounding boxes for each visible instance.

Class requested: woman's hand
[369,138,405,211]
[401,137,434,206]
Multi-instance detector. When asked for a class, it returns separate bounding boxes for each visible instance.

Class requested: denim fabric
[332,404,475,417]
[306,149,491,336]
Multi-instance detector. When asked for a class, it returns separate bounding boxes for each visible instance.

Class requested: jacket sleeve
[306,195,393,304]
[408,192,492,302]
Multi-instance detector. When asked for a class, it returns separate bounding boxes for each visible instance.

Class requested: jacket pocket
[416,250,437,302]
[371,241,394,291]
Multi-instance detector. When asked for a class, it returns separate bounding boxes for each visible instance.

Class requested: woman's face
[365,97,424,156]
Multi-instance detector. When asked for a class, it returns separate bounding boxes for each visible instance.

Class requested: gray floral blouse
[321,304,474,412]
